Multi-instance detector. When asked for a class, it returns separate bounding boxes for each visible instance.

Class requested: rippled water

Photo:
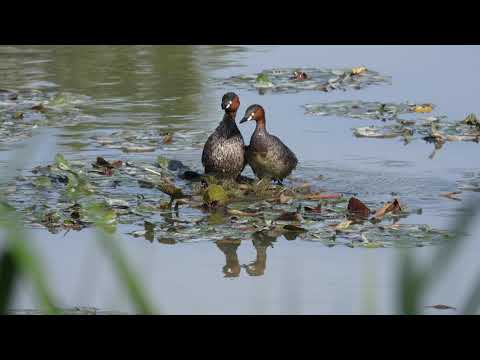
[1,45,479,314]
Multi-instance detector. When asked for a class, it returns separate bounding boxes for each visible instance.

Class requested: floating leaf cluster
[218,67,391,94]
[0,88,93,148]
[4,154,451,249]
[304,101,480,153]
[89,128,208,154]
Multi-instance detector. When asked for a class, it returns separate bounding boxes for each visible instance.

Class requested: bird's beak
[222,100,232,110]
[240,114,252,124]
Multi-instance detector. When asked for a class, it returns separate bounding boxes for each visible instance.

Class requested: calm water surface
[1,45,479,314]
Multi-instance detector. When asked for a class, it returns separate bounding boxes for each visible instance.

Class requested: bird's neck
[223,110,237,122]
[254,117,267,134]
[221,111,240,135]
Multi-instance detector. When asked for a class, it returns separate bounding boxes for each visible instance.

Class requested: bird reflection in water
[243,231,277,277]
[215,229,296,278]
[215,238,242,278]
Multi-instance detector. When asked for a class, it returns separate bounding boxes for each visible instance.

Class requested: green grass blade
[0,249,19,314]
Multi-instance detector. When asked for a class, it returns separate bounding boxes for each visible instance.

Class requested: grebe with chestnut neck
[240,104,298,184]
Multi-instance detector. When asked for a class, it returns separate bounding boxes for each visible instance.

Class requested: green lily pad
[55,153,72,172]
[33,176,52,188]
[255,73,274,88]
[203,184,229,206]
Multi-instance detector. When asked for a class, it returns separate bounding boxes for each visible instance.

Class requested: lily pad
[255,73,275,88]
[33,176,53,189]
[203,184,229,206]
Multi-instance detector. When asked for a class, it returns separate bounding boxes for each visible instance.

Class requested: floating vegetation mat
[89,128,208,154]
[2,154,452,249]
[0,88,93,147]
[304,101,480,155]
[304,100,434,121]
[217,67,391,94]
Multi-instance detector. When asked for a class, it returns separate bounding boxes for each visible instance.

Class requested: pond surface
[1,45,480,314]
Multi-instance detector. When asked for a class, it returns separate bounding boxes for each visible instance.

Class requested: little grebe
[201,92,246,179]
[240,104,298,184]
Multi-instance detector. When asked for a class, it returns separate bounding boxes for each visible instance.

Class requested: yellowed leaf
[351,66,367,75]
[332,220,353,231]
[227,209,259,217]
[412,104,433,113]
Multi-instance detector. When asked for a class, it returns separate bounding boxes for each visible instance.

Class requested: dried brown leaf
[163,133,173,144]
[372,199,402,220]
[439,191,462,201]
[276,212,303,222]
[283,224,306,232]
[347,197,371,217]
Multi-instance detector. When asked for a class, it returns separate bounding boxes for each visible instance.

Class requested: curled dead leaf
[372,199,402,220]
[163,133,173,144]
[347,197,371,217]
